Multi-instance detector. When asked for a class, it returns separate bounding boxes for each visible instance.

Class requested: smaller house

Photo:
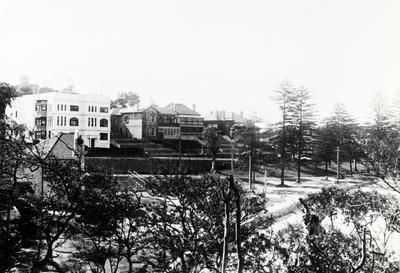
[110,107,144,140]
[24,133,77,194]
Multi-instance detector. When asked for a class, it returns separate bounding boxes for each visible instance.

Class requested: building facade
[166,103,204,140]
[143,105,180,140]
[6,92,111,148]
[110,107,144,140]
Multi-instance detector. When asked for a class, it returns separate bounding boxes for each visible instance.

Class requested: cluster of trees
[110,91,141,108]
[203,81,400,191]
[2,81,400,272]
[0,119,272,271]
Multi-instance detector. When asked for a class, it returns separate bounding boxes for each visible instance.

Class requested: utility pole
[178,123,182,171]
[264,169,267,194]
[231,146,235,177]
[335,146,340,183]
[248,154,252,189]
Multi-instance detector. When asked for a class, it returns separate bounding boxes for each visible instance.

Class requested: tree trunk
[325,161,328,176]
[280,165,285,186]
[211,158,216,172]
[228,176,243,273]
[354,159,358,172]
[127,250,133,273]
[297,152,301,183]
[181,252,187,273]
[221,195,230,273]
[349,159,353,177]
[234,190,243,273]
[32,241,64,273]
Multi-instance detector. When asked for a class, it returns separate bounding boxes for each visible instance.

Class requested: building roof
[166,103,200,116]
[32,133,76,160]
[149,105,177,115]
[111,106,144,115]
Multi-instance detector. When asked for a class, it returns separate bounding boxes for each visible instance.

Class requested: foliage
[231,121,266,183]
[0,82,17,116]
[111,91,140,108]
[73,171,150,273]
[201,127,221,171]
[272,80,296,185]
[274,187,400,272]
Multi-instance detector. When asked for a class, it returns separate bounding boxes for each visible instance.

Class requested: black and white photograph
[1,1,400,272]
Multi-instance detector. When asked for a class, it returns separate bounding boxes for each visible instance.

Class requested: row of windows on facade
[44,117,110,127]
[87,117,108,127]
[144,115,203,124]
[146,127,180,137]
[34,130,108,141]
[159,127,179,136]
[52,104,109,113]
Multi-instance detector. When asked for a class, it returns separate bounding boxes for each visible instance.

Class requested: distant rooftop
[204,110,247,123]
[166,103,200,116]
[150,105,177,115]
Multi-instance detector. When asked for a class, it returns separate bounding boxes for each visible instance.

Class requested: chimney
[192,104,196,111]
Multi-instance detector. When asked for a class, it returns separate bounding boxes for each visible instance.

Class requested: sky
[1,0,400,124]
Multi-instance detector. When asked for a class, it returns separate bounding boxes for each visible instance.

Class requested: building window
[100,107,108,113]
[95,106,97,112]
[95,118,97,127]
[57,104,59,111]
[151,128,155,136]
[70,105,79,111]
[88,106,90,112]
[88,118,90,126]
[35,131,46,140]
[100,119,108,127]
[57,116,59,126]
[70,117,79,126]
[100,133,108,140]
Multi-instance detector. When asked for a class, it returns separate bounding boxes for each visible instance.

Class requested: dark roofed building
[143,105,180,140]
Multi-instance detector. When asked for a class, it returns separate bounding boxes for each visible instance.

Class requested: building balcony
[35,111,48,117]
[35,124,47,131]
[157,122,180,127]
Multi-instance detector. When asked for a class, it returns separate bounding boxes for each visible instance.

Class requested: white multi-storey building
[6,92,111,148]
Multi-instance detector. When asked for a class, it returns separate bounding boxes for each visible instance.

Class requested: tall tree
[313,120,337,175]
[289,87,315,183]
[327,104,358,177]
[363,94,400,192]
[273,80,296,186]
[231,121,263,187]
